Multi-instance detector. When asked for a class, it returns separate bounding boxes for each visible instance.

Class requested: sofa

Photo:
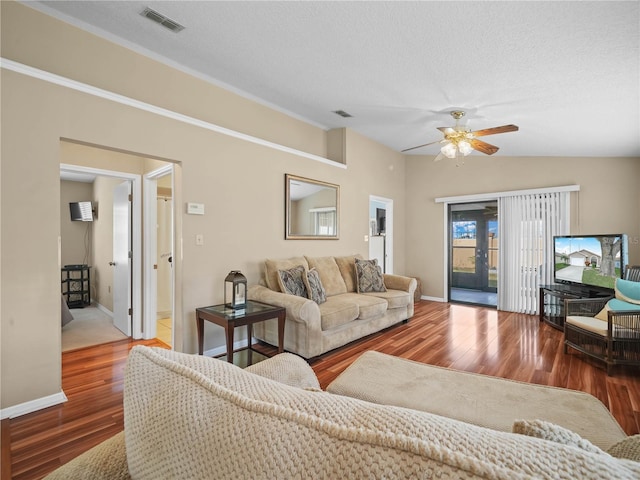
[248,255,417,358]
[45,346,640,479]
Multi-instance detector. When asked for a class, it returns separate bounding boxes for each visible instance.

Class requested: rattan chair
[626,265,640,282]
[564,297,640,375]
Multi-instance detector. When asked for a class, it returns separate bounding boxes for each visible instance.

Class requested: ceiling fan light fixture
[458,140,473,156]
[441,142,457,158]
[402,109,518,158]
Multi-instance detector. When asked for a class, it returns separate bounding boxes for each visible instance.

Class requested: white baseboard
[0,391,68,420]
[95,302,114,317]
[204,338,256,358]
[421,295,446,302]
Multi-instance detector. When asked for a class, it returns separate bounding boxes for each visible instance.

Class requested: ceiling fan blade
[470,139,499,155]
[401,140,442,153]
[472,124,519,137]
[434,151,446,162]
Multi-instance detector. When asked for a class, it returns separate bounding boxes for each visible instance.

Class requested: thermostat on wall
[187,202,205,215]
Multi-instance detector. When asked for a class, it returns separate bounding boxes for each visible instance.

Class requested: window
[310,207,336,236]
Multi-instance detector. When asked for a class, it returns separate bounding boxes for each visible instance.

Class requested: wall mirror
[286,174,339,240]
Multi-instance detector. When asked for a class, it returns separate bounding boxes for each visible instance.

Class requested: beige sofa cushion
[305,256,347,296]
[43,431,130,480]
[124,346,640,480]
[363,289,411,309]
[318,296,359,330]
[334,254,362,292]
[566,315,608,336]
[338,293,388,320]
[264,257,308,292]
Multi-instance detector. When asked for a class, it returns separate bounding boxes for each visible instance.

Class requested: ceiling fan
[402,110,519,162]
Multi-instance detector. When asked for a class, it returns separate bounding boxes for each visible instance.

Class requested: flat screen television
[553,234,628,292]
[69,201,94,222]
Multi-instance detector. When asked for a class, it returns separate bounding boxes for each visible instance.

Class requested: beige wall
[405,156,640,299]
[0,3,406,411]
[0,2,326,158]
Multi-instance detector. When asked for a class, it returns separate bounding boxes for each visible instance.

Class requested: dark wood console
[539,284,612,330]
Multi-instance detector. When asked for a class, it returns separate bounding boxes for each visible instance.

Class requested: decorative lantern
[224,270,247,309]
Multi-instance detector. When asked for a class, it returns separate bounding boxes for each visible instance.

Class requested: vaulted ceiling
[30,1,640,157]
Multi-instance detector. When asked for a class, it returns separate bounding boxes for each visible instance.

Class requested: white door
[113,181,132,336]
[143,166,175,344]
[369,196,394,274]
[157,197,173,312]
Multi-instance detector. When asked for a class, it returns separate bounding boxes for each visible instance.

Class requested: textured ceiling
[29,1,640,157]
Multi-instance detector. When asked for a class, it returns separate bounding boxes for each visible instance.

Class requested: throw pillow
[277,265,308,298]
[596,298,640,321]
[264,257,308,292]
[608,434,640,462]
[355,258,387,293]
[595,304,610,321]
[305,256,347,296]
[245,353,321,390]
[303,268,326,304]
[616,278,640,305]
[512,419,605,455]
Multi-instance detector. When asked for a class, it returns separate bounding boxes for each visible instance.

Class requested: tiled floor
[156,317,172,346]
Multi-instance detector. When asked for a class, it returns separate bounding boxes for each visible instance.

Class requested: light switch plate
[187,202,205,215]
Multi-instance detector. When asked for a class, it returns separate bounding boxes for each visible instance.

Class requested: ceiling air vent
[333,110,353,118]
[140,7,185,33]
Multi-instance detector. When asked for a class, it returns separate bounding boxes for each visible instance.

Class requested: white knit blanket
[124,346,640,479]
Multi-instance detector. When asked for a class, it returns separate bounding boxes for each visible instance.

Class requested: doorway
[144,165,175,347]
[449,202,498,307]
[369,196,393,273]
[60,163,142,349]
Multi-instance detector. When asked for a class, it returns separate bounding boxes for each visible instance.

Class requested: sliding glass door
[449,202,498,306]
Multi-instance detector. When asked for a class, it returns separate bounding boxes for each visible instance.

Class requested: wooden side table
[196,300,286,363]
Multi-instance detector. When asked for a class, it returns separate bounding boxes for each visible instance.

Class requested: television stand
[539,284,612,330]
[61,264,91,308]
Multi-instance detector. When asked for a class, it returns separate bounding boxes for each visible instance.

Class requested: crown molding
[1,57,346,169]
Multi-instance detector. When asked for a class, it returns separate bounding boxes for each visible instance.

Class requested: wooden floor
[4,301,640,479]
[2,338,167,480]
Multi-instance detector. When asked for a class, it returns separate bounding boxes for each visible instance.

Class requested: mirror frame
[285,174,340,240]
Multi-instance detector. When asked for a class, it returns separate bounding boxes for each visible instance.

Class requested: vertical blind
[310,208,337,236]
[498,192,570,314]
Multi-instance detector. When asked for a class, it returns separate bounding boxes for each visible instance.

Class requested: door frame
[440,197,497,302]
[369,195,393,274]
[143,164,175,342]
[449,204,497,292]
[60,163,143,338]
